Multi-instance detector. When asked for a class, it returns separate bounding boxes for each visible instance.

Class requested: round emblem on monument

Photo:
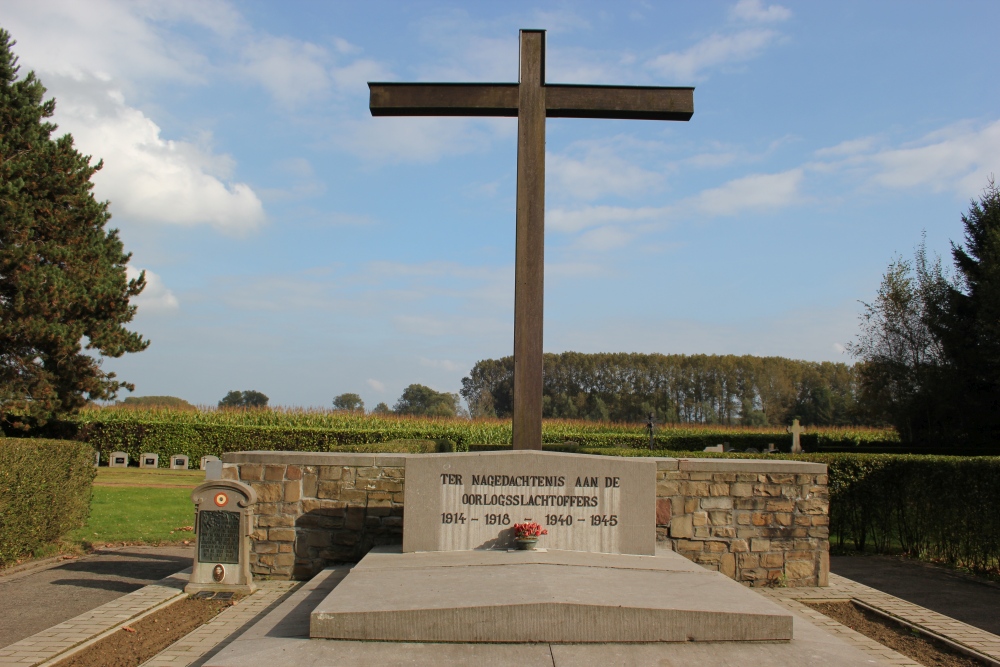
[214,492,228,507]
[212,564,225,582]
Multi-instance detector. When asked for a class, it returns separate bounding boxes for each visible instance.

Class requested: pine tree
[0,29,148,432]
[933,178,1000,443]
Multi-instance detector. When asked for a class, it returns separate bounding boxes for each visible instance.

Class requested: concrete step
[310,547,794,643]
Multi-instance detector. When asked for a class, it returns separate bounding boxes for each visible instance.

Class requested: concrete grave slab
[109,451,128,467]
[310,546,793,643]
[170,454,189,470]
[140,453,159,469]
[404,450,655,554]
[205,564,890,667]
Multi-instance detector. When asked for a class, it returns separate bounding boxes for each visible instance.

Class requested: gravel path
[0,546,193,649]
[831,554,1000,636]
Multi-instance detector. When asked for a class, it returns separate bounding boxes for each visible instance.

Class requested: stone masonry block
[700,497,733,510]
[750,538,770,552]
[254,482,283,503]
[285,465,303,480]
[730,483,753,496]
[269,528,295,542]
[692,512,708,526]
[709,510,732,526]
[240,464,263,481]
[709,483,730,496]
[316,481,341,499]
[264,465,286,481]
[303,474,318,498]
[670,514,693,538]
[655,498,672,526]
[784,559,816,580]
[760,552,783,568]
[284,481,302,502]
[318,466,344,481]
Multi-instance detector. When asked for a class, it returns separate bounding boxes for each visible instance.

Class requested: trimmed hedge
[584,448,1000,574]
[0,438,96,566]
[80,422,462,465]
[76,417,898,464]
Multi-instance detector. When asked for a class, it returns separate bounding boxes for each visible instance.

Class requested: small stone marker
[404,451,656,555]
[109,451,129,468]
[186,479,258,595]
[93,450,100,467]
[170,454,190,470]
[787,419,804,454]
[140,453,159,469]
[201,455,221,471]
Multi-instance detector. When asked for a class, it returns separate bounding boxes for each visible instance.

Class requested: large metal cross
[369,29,694,450]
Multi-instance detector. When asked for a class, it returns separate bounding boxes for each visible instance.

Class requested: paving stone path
[0,547,194,650]
[832,554,1000,636]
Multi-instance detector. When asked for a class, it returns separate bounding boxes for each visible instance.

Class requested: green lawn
[66,468,204,547]
[94,466,205,487]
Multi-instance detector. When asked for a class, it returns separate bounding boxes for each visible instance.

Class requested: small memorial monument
[140,453,159,469]
[93,450,100,467]
[186,479,257,595]
[109,451,129,468]
[200,455,221,470]
[170,454,190,470]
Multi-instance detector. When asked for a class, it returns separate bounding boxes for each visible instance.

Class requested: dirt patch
[53,595,236,667]
[806,601,987,667]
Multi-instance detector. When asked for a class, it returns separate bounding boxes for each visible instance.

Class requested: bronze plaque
[198,510,240,564]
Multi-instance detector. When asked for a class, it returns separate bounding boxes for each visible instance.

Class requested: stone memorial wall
[222,451,828,587]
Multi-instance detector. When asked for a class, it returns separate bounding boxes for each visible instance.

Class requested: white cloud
[548,205,669,234]
[730,0,792,23]
[3,0,211,85]
[814,136,879,158]
[337,116,514,165]
[812,120,1000,197]
[366,378,385,392]
[126,265,178,313]
[869,120,1000,196]
[419,357,462,372]
[547,146,663,201]
[832,343,846,355]
[52,77,265,231]
[239,35,332,106]
[7,1,266,231]
[646,29,779,81]
[575,226,635,251]
[691,169,803,216]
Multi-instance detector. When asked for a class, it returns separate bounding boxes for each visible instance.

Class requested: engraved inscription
[199,510,240,564]
[404,452,656,555]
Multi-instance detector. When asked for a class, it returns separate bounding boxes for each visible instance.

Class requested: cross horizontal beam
[369,83,694,121]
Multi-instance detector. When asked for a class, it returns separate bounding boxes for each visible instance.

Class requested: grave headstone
[93,450,100,467]
[201,455,221,470]
[186,479,258,595]
[170,454,190,470]
[404,451,656,554]
[140,453,159,469]
[787,419,804,454]
[109,451,129,468]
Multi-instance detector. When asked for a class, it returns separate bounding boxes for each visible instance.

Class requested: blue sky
[6,1,1000,409]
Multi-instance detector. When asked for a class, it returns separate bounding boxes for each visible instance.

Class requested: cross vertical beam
[513,30,546,451]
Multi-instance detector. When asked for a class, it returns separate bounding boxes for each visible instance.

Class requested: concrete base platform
[204,567,888,666]
[310,547,792,643]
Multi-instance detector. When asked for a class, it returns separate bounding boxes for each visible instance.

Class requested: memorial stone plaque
[186,479,258,594]
[140,453,159,469]
[404,451,656,555]
[170,454,190,470]
[109,452,129,468]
